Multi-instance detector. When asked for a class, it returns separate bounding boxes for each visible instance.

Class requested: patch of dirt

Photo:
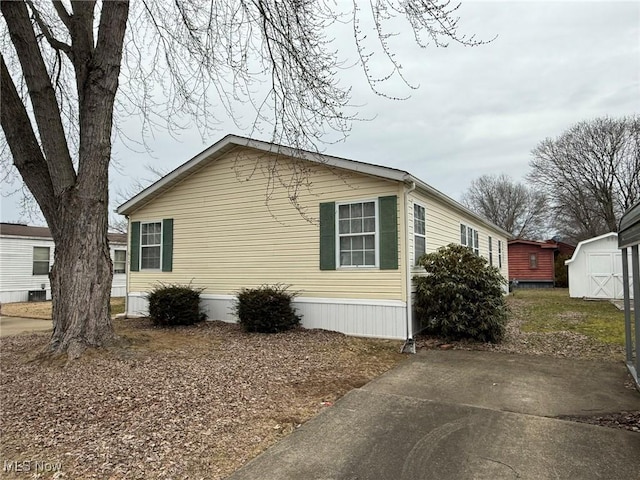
[557,411,640,432]
[0,319,403,479]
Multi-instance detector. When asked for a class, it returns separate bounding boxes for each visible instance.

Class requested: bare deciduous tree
[1,0,486,357]
[529,116,640,244]
[462,173,549,239]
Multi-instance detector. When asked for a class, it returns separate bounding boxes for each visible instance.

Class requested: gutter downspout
[402,181,417,354]
[124,215,130,319]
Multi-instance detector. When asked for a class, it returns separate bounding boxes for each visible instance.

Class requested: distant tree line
[462,115,639,244]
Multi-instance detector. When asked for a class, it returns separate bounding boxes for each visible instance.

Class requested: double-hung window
[460,223,479,255]
[113,250,126,274]
[141,222,162,269]
[414,203,426,264]
[338,201,376,267]
[498,240,503,268]
[488,236,494,266]
[32,246,50,275]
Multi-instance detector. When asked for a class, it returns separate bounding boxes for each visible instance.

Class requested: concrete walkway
[228,350,640,480]
[0,316,52,337]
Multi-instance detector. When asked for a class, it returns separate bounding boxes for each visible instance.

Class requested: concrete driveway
[228,350,640,480]
[0,316,52,337]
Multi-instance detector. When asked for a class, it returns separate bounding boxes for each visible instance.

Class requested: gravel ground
[0,319,402,479]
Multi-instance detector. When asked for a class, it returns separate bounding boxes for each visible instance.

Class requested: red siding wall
[508,243,555,282]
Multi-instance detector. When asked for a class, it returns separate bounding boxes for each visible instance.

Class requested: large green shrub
[233,284,301,333]
[147,284,205,327]
[414,244,507,343]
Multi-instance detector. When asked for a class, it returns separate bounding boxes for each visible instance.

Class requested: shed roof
[116,134,512,238]
[564,232,618,265]
[0,222,127,245]
[508,239,558,249]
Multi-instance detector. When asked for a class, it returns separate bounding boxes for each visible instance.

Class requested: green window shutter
[319,202,336,270]
[379,195,398,270]
[130,221,140,272]
[162,218,173,272]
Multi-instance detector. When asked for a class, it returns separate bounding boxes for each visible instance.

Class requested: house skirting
[126,292,407,340]
[512,280,555,289]
[0,285,127,304]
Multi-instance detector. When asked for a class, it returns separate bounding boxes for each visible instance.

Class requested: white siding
[127,292,407,340]
[0,235,127,303]
[566,232,633,299]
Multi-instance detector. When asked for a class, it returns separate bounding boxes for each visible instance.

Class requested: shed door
[587,252,624,299]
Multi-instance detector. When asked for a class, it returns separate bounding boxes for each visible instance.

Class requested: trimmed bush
[233,284,301,333]
[414,244,507,343]
[147,284,205,327]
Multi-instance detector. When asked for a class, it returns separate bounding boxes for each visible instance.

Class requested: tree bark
[1,0,129,358]
[49,197,116,358]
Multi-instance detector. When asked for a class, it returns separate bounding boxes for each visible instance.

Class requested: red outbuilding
[508,239,575,288]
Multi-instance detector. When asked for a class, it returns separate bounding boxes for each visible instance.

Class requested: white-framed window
[529,252,538,269]
[414,203,426,264]
[488,236,493,266]
[498,240,503,268]
[113,250,126,274]
[141,222,162,270]
[337,200,377,267]
[460,223,479,255]
[32,246,50,275]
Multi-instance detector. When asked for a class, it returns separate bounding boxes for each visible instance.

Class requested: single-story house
[0,223,127,303]
[117,135,510,341]
[565,232,633,299]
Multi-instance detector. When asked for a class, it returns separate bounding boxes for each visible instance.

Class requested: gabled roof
[116,134,511,238]
[508,239,558,249]
[0,222,127,245]
[565,232,618,265]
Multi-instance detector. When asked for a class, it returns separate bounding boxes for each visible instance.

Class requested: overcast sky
[1,0,638,225]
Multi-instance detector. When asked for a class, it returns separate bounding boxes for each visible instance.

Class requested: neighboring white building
[0,223,127,303]
[565,232,633,300]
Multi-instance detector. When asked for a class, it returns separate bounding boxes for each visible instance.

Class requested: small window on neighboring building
[498,240,503,269]
[530,253,538,269]
[488,236,493,266]
[414,203,426,264]
[33,246,50,275]
[337,200,377,267]
[460,223,479,255]
[114,250,126,274]
[141,222,162,270]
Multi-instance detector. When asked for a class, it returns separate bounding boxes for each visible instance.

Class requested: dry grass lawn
[1,297,126,319]
[0,318,403,479]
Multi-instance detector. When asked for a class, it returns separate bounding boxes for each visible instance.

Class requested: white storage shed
[565,232,633,300]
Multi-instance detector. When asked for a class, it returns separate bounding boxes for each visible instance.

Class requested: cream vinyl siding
[408,191,509,280]
[128,148,406,301]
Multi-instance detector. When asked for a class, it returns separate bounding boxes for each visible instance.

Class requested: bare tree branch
[529,116,640,243]
[462,173,549,240]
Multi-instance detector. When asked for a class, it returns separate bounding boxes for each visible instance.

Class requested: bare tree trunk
[1,0,129,358]
[49,198,116,358]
